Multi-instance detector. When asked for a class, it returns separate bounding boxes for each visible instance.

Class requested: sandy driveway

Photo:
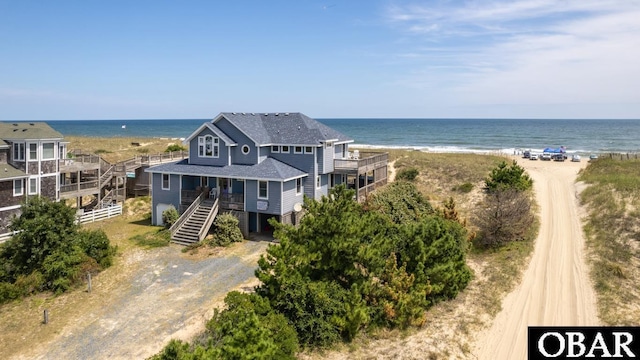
[474,157,599,359]
[11,241,269,360]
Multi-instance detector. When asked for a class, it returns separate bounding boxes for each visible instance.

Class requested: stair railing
[170,192,206,238]
[197,197,219,242]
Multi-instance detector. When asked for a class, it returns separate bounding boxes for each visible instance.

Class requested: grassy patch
[578,158,640,325]
[130,229,171,249]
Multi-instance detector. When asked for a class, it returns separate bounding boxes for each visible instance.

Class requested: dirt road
[11,241,269,360]
[474,157,599,359]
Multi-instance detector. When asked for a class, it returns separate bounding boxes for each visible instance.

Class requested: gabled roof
[0,122,64,140]
[215,112,352,146]
[0,139,8,148]
[146,157,307,182]
[184,122,237,146]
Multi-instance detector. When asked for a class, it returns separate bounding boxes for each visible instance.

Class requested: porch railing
[219,193,244,210]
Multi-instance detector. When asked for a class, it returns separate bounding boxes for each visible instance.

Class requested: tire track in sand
[474,159,598,359]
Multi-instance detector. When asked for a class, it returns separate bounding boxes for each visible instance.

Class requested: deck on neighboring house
[58,150,188,205]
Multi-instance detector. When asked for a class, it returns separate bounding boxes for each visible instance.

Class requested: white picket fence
[0,205,122,244]
[0,231,19,244]
[77,204,123,224]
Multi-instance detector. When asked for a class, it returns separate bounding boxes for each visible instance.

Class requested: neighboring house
[146,112,388,244]
[0,122,66,235]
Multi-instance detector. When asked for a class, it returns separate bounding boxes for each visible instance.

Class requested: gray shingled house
[146,112,388,244]
[0,122,66,237]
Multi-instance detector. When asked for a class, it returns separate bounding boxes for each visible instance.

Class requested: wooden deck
[333,152,388,201]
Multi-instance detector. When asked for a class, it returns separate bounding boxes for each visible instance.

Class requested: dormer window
[198,135,219,158]
[271,146,280,153]
[281,146,289,153]
[304,146,313,154]
[294,146,303,154]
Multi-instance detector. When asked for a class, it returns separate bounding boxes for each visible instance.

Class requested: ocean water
[34,118,640,155]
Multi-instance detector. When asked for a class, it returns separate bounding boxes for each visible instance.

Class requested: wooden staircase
[171,197,219,246]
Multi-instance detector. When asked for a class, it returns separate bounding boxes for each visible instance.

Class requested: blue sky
[1,0,639,120]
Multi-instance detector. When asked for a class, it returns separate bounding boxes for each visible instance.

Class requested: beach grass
[578,157,640,325]
[64,135,185,164]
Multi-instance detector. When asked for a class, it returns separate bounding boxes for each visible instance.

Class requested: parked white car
[572,154,581,162]
[589,154,599,161]
[530,154,539,160]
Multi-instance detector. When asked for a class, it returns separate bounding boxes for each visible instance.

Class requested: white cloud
[384,0,640,116]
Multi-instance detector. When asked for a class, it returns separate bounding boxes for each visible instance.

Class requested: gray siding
[282,179,304,214]
[316,147,323,174]
[315,174,328,199]
[151,173,181,224]
[335,143,345,159]
[216,118,258,165]
[245,179,282,215]
[323,144,334,173]
[188,127,229,167]
[258,146,268,163]
[0,179,24,208]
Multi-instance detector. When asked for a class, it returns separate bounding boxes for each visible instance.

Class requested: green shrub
[455,182,474,193]
[165,144,186,153]
[396,167,419,181]
[0,197,116,300]
[208,213,243,247]
[77,229,117,268]
[162,206,179,229]
[485,160,532,192]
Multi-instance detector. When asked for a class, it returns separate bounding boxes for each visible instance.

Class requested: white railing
[0,231,19,244]
[77,204,123,224]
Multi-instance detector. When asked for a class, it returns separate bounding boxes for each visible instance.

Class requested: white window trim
[294,146,303,154]
[304,146,313,154]
[13,179,24,196]
[271,146,280,153]
[296,178,303,195]
[28,177,37,195]
[42,142,55,160]
[13,143,25,161]
[28,143,38,161]
[242,145,250,155]
[162,174,170,190]
[198,135,219,158]
[258,180,268,199]
[281,146,289,153]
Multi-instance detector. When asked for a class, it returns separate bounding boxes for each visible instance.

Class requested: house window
[316,176,321,189]
[242,145,250,155]
[162,174,170,190]
[13,143,25,161]
[325,142,332,148]
[198,135,219,158]
[281,146,289,153]
[294,146,303,154]
[14,179,23,196]
[271,146,279,153]
[258,181,268,199]
[296,178,303,195]
[42,143,55,160]
[305,146,313,154]
[28,143,37,160]
[28,178,37,195]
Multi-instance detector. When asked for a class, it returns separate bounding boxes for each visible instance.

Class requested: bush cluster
[0,197,116,302]
[154,184,472,357]
[162,206,179,228]
[475,161,535,247]
[396,167,419,181]
[207,213,244,247]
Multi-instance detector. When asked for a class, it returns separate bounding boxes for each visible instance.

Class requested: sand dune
[474,157,599,359]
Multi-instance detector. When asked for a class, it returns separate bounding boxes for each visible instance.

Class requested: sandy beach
[474,156,598,359]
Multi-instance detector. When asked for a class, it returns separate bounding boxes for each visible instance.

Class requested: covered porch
[180,175,245,212]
